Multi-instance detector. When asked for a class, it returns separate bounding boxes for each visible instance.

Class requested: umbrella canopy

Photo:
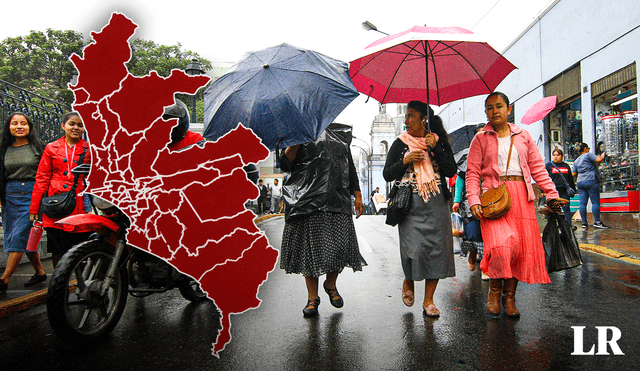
[448,121,485,155]
[203,43,359,150]
[349,26,517,106]
[520,95,557,125]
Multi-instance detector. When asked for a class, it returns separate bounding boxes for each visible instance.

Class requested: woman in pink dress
[466,92,565,317]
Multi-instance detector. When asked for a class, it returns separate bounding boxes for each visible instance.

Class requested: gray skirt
[398,191,455,280]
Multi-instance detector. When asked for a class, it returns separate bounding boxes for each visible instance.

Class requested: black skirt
[280,212,367,277]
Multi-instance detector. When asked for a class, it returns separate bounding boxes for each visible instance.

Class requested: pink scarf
[399,131,440,202]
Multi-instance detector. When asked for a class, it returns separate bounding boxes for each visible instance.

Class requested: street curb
[0,213,286,319]
[579,243,640,265]
[0,288,48,319]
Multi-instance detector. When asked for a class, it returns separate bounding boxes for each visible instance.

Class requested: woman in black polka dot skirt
[279,124,367,318]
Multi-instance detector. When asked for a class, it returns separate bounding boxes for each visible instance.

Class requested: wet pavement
[1,215,639,370]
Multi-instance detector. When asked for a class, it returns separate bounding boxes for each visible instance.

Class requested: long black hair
[407,100,448,139]
[1,112,45,153]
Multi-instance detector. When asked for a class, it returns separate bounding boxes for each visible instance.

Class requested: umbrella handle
[364,85,374,103]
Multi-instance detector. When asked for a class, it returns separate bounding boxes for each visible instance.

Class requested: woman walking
[467,92,564,317]
[0,112,47,293]
[545,148,577,226]
[572,143,607,229]
[383,100,457,317]
[30,112,92,268]
[279,124,366,318]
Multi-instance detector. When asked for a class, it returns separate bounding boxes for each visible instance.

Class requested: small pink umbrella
[349,26,517,107]
[520,96,557,125]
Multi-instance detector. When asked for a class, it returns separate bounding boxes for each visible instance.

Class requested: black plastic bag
[281,123,355,219]
[542,213,582,273]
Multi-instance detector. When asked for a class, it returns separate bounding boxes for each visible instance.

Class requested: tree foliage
[127,38,212,77]
[1,32,212,112]
[0,29,86,105]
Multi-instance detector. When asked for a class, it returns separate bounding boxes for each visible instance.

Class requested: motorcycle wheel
[47,240,128,343]
[178,276,209,302]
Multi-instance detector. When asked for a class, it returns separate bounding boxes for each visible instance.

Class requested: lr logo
[571,326,625,355]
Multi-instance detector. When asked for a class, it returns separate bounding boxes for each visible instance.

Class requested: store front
[545,64,583,161]
[591,63,638,212]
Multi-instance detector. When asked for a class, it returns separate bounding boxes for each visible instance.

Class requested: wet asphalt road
[1,215,639,370]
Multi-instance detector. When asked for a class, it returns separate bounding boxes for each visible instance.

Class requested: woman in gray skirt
[383,101,457,317]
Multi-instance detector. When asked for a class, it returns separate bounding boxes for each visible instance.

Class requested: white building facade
[438,0,639,213]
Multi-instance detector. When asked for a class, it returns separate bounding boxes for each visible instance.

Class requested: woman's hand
[284,145,300,162]
[471,204,483,220]
[403,150,428,164]
[30,213,39,222]
[354,191,364,219]
[452,202,460,213]
[546,198,569,213]
[424,133,438,148]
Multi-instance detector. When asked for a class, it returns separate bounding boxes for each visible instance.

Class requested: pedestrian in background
[467,92,564,317]
[0,112,47,293]
[383,100,457,317]
[572,143,607,229]
[452,155,488,280]
[270,178,282,214]
[257,179,267,215]
[545,147,577,226]
[30,112,92,268]
[279,123,366,318]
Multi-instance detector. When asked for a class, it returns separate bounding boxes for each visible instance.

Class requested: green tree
[1,32,213,118]
[0,29,86,106]
[127,38,212,121]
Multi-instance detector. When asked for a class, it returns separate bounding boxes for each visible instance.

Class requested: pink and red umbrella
[520,95,557,125]
[349,26,517,106]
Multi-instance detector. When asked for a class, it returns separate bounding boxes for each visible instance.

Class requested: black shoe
[0,280,7,293]
[593,222,609,229]
[303,298,320,318]
[24,273,47,287]
[323,281,344,308]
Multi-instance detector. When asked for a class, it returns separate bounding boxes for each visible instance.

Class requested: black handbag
[542,213,582,273]
[40,147,87,219]
[385,181,412,226]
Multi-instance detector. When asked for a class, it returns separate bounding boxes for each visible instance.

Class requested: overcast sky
[2,0,554,141]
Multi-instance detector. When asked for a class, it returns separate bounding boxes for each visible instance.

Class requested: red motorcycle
[46,164,208,343]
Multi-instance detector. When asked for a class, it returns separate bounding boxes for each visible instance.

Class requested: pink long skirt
[479,180,551,284]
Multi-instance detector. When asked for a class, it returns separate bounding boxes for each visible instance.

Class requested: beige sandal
[402,279,414,307]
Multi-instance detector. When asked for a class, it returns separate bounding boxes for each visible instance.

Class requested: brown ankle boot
[487,279,503,315]
[502,278,520,317]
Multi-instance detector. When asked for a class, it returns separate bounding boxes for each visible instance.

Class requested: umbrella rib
[441,41,494,92]
[380,42,428,104]
[424,40,440,106]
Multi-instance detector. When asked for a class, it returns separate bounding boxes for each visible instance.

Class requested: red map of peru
[69,13,279,356]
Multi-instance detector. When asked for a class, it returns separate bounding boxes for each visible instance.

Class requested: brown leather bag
[480,136,514,220]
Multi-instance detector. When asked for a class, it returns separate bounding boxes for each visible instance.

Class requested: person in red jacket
[30,112,92,267]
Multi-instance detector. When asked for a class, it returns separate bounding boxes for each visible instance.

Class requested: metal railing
[0,79,69,143]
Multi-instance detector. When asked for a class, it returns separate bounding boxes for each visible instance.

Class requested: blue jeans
[577,179,600,224]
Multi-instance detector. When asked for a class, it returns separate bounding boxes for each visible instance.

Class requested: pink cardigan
[466,123,559,207]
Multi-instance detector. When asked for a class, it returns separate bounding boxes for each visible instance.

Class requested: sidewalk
[1,214,638,319]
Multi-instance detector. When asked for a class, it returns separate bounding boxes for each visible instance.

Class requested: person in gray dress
[383,101,457,317]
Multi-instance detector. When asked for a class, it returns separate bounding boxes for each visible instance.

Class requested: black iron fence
[0,79,69,144]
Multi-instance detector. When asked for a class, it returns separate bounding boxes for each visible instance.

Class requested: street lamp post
[184,59,205,123]
[351,136,373,203]
[361,21,389,36]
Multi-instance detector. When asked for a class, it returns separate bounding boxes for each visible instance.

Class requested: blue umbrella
[203,43,359,150]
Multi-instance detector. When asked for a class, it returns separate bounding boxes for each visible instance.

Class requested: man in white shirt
[270,178,283,213]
